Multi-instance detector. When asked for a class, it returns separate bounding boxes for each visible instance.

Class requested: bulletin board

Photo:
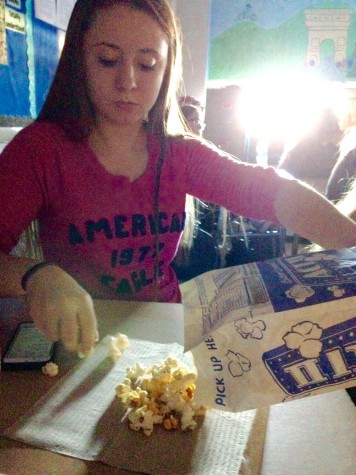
[0,0,30,118]
[0,0,74,123]
[208,1,356,83]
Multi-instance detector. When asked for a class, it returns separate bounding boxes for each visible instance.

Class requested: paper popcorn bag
[180,248,356,412]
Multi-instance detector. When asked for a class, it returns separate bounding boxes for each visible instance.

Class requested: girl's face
[83,4,169,128]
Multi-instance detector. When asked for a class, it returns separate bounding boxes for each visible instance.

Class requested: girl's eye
[139,63,156,72]
[98,58,118,67]
[97,57,156,71]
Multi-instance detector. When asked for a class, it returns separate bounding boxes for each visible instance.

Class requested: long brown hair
[37,0,183,140]
[336,178,356,222]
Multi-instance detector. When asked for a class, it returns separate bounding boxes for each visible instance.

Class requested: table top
[0,297,355,475]
[0,298,190,475]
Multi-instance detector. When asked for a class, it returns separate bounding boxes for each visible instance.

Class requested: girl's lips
[114,101,139,112]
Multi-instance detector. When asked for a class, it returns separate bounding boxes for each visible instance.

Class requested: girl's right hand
[24,264,98,355]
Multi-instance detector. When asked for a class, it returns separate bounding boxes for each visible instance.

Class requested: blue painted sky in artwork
[210,0,356,38]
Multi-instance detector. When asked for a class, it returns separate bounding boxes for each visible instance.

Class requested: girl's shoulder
[1,121,80,169]
[13,121,70,145]
[1,122,73,159]
[150,133,224,158]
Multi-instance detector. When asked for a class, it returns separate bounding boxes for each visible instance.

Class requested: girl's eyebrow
[92,42,161,57]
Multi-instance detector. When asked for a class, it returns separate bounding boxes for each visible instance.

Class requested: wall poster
[209,1,356,83]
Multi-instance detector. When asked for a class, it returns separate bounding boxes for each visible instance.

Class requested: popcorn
[113,333,130,351]
[115,357,206,436]
[128,406,163,436]
[42,362,59,377]
[108,333,130,362]
[76,332,128,361]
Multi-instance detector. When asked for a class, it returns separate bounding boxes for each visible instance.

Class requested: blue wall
[0,0,59,119]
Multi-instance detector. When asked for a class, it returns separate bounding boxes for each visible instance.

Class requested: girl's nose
[115,62,137,90]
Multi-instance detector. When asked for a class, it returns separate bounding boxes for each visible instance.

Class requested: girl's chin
[104,115,144,127]
[97,109,146,128]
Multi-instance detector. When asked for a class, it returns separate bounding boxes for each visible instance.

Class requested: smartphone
[2,322,56,370]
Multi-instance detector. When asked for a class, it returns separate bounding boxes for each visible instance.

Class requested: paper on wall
[0,0,7,65]
[180,248,356,412]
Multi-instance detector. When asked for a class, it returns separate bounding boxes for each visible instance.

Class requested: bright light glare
[238,73,348,148]
[58,30,66,56]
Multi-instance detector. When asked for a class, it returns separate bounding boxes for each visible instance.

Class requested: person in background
[179,99,206,137]
[0,0,355,356]
[181,104,205,136]
[278,107,342,183]
[335,178,356,222]
[325,125,356,203]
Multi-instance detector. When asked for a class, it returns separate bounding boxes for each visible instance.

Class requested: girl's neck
[90,121,146,153]
[88,122,149,180]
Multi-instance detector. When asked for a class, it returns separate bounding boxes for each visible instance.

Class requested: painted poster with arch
[209,1,356,83]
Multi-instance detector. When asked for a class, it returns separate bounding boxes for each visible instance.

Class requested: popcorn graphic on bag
[285,284,315,303]
[263,317,356,397]
[234,318,266,340]
[327,285,346,298]
[226,350,251,377]
[283,321,323,358]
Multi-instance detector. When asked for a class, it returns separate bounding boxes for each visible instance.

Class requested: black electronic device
[2,321,55,370]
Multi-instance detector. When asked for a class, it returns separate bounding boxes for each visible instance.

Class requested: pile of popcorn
[115,357,206,436]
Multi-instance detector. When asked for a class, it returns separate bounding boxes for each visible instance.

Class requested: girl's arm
[0,252,38,297]
[274,179,356,249]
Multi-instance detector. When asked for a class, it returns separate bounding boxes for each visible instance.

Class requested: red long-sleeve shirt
[0,121,286,302]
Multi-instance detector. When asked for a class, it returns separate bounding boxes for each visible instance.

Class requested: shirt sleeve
[174,138,295,224]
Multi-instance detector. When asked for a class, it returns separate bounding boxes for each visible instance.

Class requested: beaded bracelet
[21,262,56,291]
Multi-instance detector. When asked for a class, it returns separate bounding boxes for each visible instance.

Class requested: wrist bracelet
[21,262,56,291]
